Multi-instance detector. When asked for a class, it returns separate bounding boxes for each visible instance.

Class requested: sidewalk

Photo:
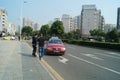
[0,40,54,80]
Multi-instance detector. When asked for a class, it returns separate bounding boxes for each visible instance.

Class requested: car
[11,36,16,40]
[2,36,8,40]
[46,37,66,55]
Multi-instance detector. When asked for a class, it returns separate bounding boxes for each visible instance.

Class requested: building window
[2,21,5,23]
[2,24,5,26]
[2,15,5,16]
[2,18,5,20]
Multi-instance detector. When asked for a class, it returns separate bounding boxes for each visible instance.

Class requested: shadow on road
[20,52,34,58]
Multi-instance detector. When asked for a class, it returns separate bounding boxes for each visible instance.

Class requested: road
[2,40,119,80]
[42,43,120,80]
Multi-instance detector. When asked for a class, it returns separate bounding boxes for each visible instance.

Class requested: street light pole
[20,0,23,41]
[20,1,27,41]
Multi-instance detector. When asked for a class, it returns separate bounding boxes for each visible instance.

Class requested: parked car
[2,36,8,40]
[46,37,66,55]
[11,36,16,40]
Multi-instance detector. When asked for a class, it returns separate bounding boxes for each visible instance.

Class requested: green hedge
[62,39,120,51]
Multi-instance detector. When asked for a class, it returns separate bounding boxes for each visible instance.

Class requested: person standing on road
[37,33,45,60]
[32,34,37,57]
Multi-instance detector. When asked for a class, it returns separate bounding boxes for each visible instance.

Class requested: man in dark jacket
[37,34,45,60]
[32,34,37,57]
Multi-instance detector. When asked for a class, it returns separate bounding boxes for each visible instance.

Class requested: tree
[90,29,105,37]
[74,29,81,39]
[40,24,50,39]
[50,20,64,38]
[118,32,120,37]
[32,30,40,36]
[89,29,105,41]
[105,28,119,42]
[67,31,74,39]
[22,26,33,36]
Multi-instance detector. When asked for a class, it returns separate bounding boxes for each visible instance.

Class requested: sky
[0,0,120,26]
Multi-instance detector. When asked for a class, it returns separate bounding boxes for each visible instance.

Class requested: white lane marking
[107,52,120,56]
[94,53,120,60]
[58,56,69,64]
[81,53,104,60]
[68,54,120,75]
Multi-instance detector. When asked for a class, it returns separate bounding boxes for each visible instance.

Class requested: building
[104,24,116,33]
[81,5,104,36]
[73,15,81,30]
[62,14,71,33]
[23,17,34,28]
[33,23,40,31]
[0,9,8,33]
[100,16,105,30]
[7,22,16,35]
[69,17,74,31]
[23,17,41,31]
[117,7,120,31]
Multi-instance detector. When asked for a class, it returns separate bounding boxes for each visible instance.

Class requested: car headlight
[61,47,66,51]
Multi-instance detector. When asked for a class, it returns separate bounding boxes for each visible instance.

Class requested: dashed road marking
[81,53,104,60]
[68,53,120,75]
[106,52,120,56]
[94,53,120,60]
[58,56,69,64]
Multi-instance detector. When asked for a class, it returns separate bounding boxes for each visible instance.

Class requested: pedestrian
[37,33,45,60]
[18,36,20,41]
[32,34,37,57]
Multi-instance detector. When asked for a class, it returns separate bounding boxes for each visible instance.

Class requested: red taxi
[46,37,66,55]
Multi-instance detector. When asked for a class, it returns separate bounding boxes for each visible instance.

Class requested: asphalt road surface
[42,43,120,80]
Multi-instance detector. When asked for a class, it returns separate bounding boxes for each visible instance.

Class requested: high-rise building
[8,22,16,35]
[70,17,74,31]
[117,7,120,31]
[100,16,105,31]
[62,14,71,33]
[33,23,40,31]
[0,9,8,32]
[104,24,116,33]
[81,5,103,36]
[73,15,81,30]
[23,17,34,28]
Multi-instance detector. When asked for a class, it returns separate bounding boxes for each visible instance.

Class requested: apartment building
[0,9,8,32]
[33,23,40,31]
[117,7,120,31]
[8,22,16,35]
[62,14,71,33]
[23,17,34,28]
[104,24,116,33]
[81,5,104,36]
[73,15,81,30]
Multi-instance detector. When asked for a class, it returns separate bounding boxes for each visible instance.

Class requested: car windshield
[48,39,63,44]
